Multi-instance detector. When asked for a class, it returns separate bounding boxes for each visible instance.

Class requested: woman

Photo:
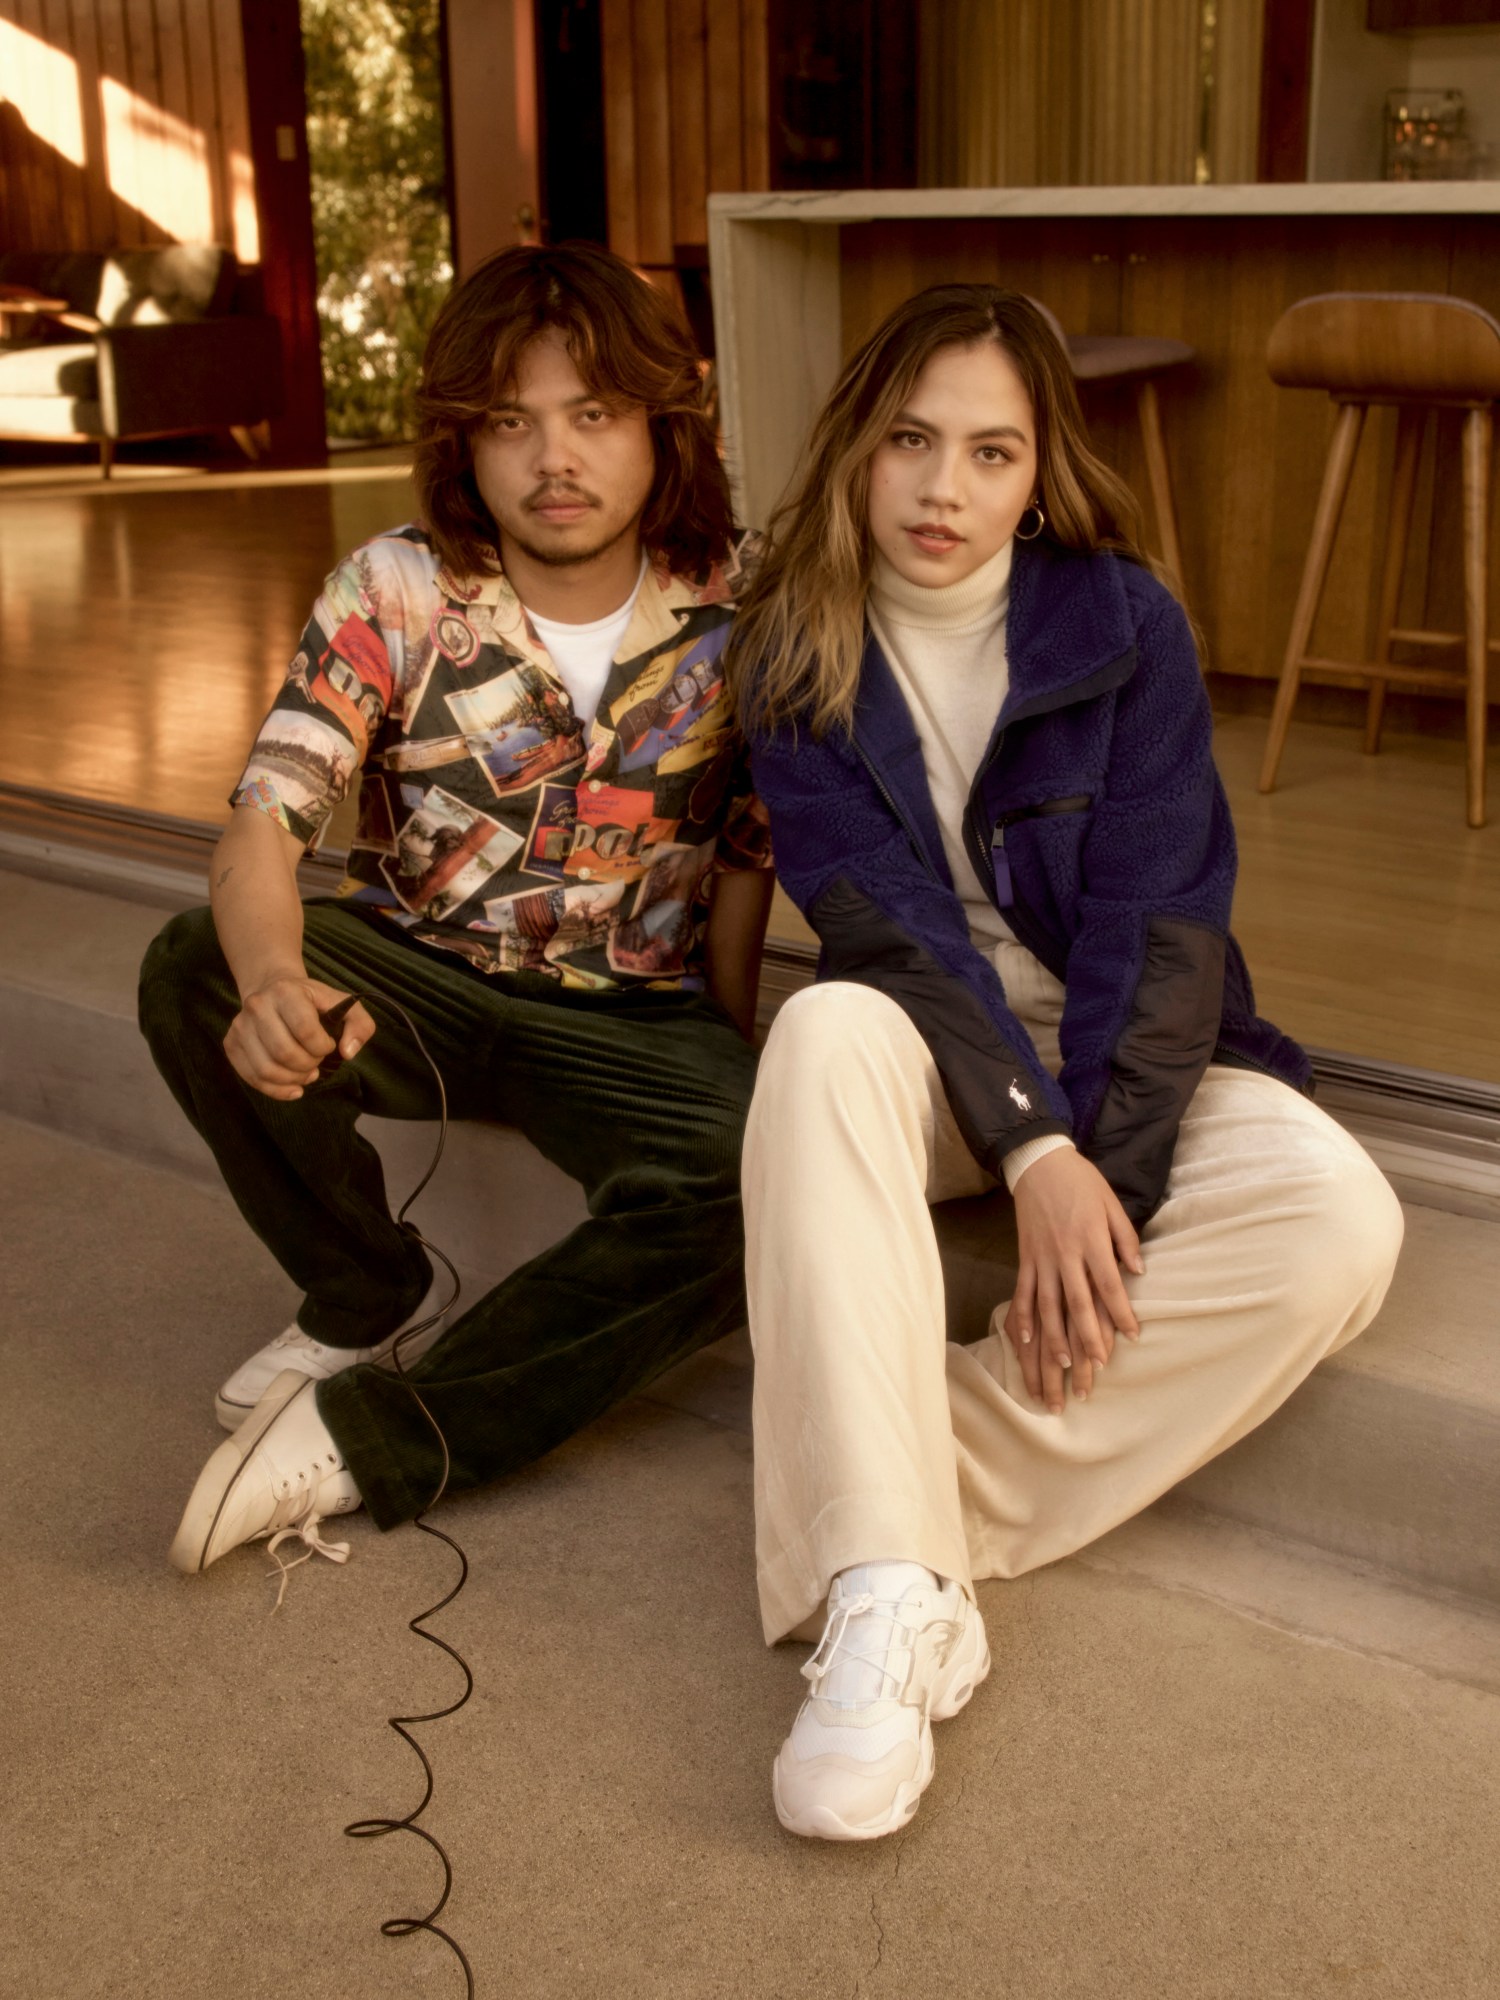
[726,288,1402,1843]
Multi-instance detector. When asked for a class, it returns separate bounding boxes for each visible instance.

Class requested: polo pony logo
[1008,1080,1032,1112]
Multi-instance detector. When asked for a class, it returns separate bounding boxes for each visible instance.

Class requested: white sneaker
[170,1369,362,1579]
[772,1563,990,1842]
[214,1277,446,1430]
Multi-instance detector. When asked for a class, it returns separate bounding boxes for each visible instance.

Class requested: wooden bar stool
[1258,292,1500,829]
[1066,333,1194,595]
[1031,299,1193,592]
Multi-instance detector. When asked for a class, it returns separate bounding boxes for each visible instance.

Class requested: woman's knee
[756,982,924,1102]
[1277,1142,1404,1334]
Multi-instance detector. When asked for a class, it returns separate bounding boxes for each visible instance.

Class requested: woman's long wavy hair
[413,241,733,580]
[726,285,1161,738]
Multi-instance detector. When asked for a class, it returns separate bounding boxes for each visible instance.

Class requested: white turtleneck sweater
[868,541,1074,1190]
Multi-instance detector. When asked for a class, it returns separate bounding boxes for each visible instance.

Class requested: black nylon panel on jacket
[808,876,1072,1178]
[1084,916,1226,1225]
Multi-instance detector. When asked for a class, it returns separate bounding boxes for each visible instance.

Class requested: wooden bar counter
[708,184,1500,690]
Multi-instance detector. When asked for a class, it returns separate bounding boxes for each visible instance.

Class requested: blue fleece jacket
[750,537,1309,1224]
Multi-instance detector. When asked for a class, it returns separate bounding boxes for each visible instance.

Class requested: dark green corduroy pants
[138,901,758,1528]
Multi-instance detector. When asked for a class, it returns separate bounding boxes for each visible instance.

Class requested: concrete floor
[3,1114,1499,2000]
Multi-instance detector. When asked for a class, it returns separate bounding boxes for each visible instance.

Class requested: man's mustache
[525,483,600,510]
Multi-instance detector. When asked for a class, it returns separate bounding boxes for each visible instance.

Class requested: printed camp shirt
[232,524,773,992]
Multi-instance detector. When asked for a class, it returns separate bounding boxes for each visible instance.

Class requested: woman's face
[867,340,1039,588]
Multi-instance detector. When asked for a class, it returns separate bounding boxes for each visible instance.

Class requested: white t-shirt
[527,556,648,731]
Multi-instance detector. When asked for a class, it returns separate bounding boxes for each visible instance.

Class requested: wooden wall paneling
[631,0,673,263]
[120,0,172,240]
[704,0,743,190]
[0,0,55,249]
[0,7,21,248]
[667,0,709,249]
[600,0,639,258]
[155,1,192,136]
[183,0,227,247]
[738,0,767,189]
[94,0,144,244]
[1114,217,1263,664]
[7,0,60,247]
[67,0,116,247]
[838,219,1122,356]
[210,0,256,262]
[38,0,86,245]
[0,0,253,256]
[154,0,215,240]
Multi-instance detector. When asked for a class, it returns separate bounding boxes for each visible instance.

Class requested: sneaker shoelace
[264,1512,351,1611]
[803,1591,933,1705]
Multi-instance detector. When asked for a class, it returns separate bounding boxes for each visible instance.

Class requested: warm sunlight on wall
[100,76,213,241]
[0,19,86,167]
[0,0,256,261]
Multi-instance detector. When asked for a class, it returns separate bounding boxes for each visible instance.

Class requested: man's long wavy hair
[413,241,733,580]
[727,286,1161,738]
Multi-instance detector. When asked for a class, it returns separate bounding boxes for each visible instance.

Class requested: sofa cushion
[97,246,234,327]
[0,343,98,397]
[0,393,103,438]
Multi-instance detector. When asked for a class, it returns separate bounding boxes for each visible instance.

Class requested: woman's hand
[1003,1147,1144,1413]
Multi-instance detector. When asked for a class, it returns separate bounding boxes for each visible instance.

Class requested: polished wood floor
[2,471,1495,1081]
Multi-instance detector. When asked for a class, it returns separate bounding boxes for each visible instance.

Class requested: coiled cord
[330,993,476,1997]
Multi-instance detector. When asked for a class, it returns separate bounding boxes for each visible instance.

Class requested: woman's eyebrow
[892,409,1029,444]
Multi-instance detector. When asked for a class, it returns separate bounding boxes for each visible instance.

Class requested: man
[141,243,773,1576]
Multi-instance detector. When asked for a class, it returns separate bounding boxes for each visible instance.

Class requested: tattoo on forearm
[215,865,234,889]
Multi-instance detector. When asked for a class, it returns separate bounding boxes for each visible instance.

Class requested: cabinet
[1367,2,1500,28]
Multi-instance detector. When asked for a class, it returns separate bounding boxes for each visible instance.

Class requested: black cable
[325,992,476,1999]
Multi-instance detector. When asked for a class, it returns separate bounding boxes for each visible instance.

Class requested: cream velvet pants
[743,944,1404,1645]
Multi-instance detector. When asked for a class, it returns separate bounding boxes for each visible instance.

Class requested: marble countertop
[709,183,1500,223]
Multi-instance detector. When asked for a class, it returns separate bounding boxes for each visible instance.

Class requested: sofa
[0,244,285,475]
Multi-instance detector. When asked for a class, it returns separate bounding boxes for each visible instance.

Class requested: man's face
[472,328,656,572]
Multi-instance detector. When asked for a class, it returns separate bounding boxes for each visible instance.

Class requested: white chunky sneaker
[170,1369,362,1581]
[214,1277,446,1430]
[773,1562,990,1842]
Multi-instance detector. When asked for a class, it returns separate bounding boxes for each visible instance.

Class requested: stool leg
[1259,401,1366,796]
[1365,405,1424,757]
[1136,377,1186,594]
[1462,405,1492,830]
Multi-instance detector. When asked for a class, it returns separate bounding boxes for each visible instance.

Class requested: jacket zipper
[851,737,944,888]
[965,769,1090,976]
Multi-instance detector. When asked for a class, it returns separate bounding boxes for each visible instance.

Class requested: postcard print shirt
[231,524,772,992]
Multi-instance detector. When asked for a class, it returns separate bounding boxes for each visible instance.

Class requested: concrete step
[7,1103,1497,2000]
[4,862,1498,1611]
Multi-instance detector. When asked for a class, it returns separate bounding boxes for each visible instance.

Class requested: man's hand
[224,977,376,1100]
[1003,1147,1144,1413]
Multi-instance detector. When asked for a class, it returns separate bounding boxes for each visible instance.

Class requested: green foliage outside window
[300,0,452,442]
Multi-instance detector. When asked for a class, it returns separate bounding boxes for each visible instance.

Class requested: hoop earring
[1014,503,1045,542]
